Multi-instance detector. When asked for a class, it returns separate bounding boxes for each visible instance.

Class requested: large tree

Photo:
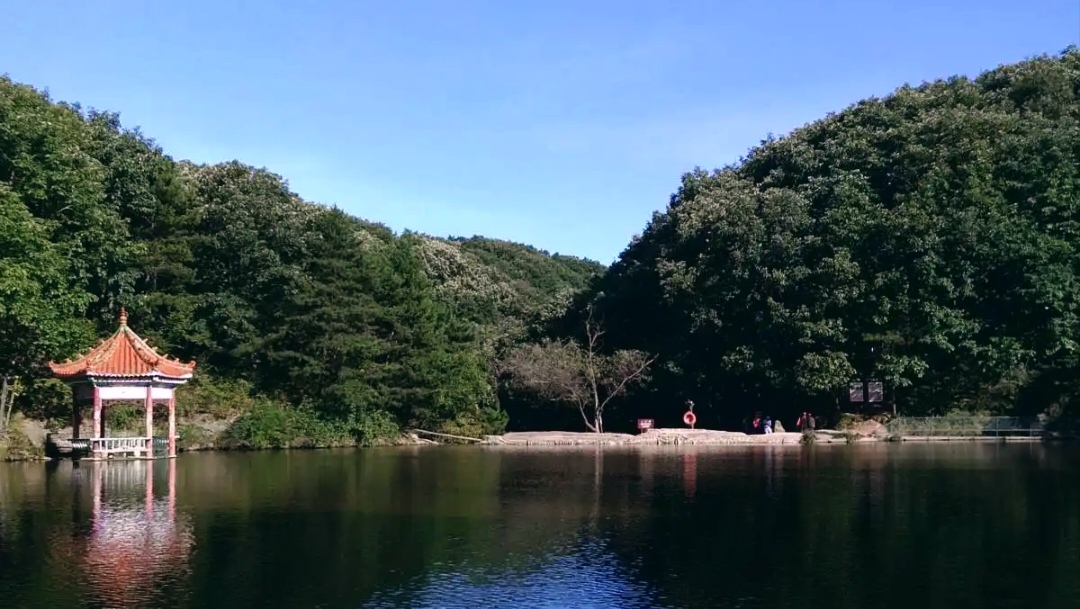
[502,309,655,433]
[0,185,91,430]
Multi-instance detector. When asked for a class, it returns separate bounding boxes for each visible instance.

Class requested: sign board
[637,419,655,432]
[849,382,865,402]
[868,381,884,403]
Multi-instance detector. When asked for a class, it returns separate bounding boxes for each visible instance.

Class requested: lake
[1,443,1078,609]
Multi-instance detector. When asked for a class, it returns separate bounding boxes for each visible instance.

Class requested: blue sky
[3,0,1078,263]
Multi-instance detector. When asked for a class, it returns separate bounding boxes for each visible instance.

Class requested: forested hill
[5,49,1079,445]
[569,48,1080,427]
[0,74,602,444]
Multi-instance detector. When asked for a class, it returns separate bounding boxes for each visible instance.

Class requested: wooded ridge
[2,48,1078,447]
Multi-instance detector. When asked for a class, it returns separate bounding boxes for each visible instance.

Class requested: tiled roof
[49,308,196,380]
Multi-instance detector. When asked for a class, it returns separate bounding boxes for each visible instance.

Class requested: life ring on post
[683,411,697,427]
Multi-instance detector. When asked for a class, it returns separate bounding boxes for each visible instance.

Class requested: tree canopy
[3,48,1079,440]
[570,48,1080,427]
[0,75,600,442]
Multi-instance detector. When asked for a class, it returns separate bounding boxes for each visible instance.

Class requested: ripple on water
[363,538,674,609]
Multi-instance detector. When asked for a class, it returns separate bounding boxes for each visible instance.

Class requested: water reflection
[1,444,1079,609]
[682,452,697,498]
[365,538,672,609]
[42,460,195,609]
[82,460,192,608]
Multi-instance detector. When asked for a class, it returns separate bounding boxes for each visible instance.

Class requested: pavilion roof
[48,308,196,380]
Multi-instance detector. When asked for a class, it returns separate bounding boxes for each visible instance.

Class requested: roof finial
[119,307,128,326]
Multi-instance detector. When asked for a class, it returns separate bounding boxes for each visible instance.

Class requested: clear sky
[3,1,1078,263]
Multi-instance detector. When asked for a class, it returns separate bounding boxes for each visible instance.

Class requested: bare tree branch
[501,309,655,433]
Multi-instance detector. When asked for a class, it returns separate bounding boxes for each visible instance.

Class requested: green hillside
[561,48,1080,427]
[0,75,600,445]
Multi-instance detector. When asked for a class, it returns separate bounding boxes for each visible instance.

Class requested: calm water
[1,444,1078,609]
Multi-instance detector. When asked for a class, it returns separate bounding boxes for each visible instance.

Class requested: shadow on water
[0,443,1078,609]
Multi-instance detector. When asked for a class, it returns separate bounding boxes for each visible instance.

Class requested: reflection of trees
[603,444,1080,609]
[3,446,1078,608]
[0,463,46,542]
[175,448,644,608]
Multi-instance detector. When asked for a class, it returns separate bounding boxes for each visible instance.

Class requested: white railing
[90,437,151,457]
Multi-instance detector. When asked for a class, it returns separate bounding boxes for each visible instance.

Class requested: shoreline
[477,428,1057,447]
[3,427,1067,463]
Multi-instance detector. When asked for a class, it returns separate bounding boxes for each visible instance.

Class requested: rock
[851,420,888,437]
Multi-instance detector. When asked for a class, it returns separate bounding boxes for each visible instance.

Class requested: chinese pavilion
[49,308,195,459]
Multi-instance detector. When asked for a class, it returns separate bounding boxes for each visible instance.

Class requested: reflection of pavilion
[76,460,194,607]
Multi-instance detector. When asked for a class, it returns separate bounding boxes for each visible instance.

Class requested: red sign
[637,419,655,431]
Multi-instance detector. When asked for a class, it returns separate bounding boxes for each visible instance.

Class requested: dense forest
[2,48,1079,448]
[556,48,1080,430]
[0,74,603,447]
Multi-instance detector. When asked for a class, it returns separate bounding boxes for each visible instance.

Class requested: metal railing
[886,416,1046,437]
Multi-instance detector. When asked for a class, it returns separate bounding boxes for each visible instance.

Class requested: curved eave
[89,372,195,380]
[51,372,195,382]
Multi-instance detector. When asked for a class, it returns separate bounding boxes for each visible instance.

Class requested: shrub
[104,402,143,434]
[175,375,259,419]
[438,407,508,441]
[350,409,400,446]
[0,417,44,461]
[176,424,215,451]
[221,400,352,450]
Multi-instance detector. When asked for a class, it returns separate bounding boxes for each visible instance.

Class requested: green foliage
[0,417,43,461]
[14,49,1080,440]
[104,402,143,433]
[0,73,599,444]
[12,378,71,426]
[176,423,215,450]
[174,376,260,419]
[222,401,354,450]
[500,311,656,434]
[575,48,1080,425]
[0,181,93,430]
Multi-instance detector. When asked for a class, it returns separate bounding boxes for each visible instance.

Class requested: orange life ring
[683,411,697,426]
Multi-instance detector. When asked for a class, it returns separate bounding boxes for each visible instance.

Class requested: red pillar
[92,386,102,438]
[145,385,155,459]
[168,395,177,458]
[71,396,82,439]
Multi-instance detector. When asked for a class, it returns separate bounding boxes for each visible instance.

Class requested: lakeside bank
[3,418,1065,462]
[477,428,1055,447]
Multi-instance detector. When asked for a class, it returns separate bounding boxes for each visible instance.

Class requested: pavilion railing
[90,437,151,455]
[886,416,1047,438]
[54,435,174,459]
